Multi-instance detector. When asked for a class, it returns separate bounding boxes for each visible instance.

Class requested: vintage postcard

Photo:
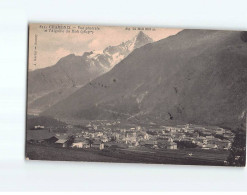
[26,23,246,166]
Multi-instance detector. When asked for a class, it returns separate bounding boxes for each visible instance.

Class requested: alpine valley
[42,29,247,131]
[28,31,153,114]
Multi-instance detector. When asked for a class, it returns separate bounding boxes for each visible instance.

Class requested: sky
[28,23,181,70]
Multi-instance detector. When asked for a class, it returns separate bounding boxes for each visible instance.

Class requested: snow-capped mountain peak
[28,31,153,114]
[86,31,153,71]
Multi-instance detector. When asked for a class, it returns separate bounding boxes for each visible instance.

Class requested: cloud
[88,39,101,50]
[55,47,71,57]
[29,24,181,70]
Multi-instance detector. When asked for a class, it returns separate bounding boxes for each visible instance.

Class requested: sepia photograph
[2,0,247,192]
[26,23,246,166]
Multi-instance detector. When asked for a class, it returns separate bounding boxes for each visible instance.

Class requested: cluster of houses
[161,124,234,150]
[27,121,235,151]
[28,133,105,150]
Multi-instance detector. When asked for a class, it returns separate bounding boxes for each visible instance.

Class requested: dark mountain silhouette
[42,29,247,130]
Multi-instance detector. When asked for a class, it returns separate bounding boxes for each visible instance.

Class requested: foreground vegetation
[26,143,230,166]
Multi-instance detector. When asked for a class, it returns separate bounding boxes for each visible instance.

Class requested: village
[27,120,235,153]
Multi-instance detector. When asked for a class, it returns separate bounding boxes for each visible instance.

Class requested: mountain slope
[43,29,247,130]
[28,31,153,114]
[87,31,154,70]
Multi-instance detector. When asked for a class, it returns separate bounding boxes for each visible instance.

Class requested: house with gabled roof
[71,138,90,148]
[55,139,69,147]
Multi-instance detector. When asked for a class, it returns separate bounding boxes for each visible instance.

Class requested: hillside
[26,115,67,130]
[43,29,247,130]
[27,31,153,114]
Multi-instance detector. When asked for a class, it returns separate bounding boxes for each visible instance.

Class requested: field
[106,147,230,166]
[26,143,230,166]
[26,143,138,163]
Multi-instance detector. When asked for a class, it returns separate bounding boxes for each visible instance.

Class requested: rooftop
[55,139,68,144]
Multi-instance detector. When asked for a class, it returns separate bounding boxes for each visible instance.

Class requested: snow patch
[110,52,125,67]
[88,50,103,58]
